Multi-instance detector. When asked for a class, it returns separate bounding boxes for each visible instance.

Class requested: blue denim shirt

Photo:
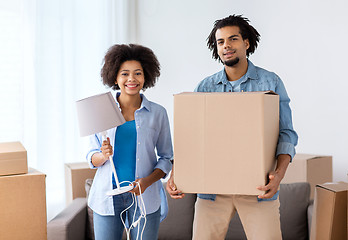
[86,93,173,221]
[195,60,298,201]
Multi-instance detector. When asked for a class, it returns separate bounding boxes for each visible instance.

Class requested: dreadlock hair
[101,44,160,90]
[207,14,260,61]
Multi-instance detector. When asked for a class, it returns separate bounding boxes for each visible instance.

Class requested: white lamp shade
[76,92,125,137]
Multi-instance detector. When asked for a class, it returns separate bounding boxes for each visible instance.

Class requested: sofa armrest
[307,199,314,238]
[47,198,88,240]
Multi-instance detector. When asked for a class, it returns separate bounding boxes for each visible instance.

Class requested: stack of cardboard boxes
[0,142,47,240]
[282,154,348,239]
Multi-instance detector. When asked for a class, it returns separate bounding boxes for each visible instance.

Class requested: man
[166,15,298,240]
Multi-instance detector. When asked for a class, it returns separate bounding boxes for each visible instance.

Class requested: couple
[87,14,298,240]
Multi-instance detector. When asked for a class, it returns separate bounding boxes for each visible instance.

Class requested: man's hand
[257,154,291,199]
[166,171,185,199]
[257,171,282,199]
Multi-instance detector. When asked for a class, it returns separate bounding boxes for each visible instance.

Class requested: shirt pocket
[255,79,276,92]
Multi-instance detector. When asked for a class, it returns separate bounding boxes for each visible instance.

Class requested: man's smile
[223,50,236,58]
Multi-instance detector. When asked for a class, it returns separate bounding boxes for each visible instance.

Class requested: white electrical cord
[116,181,147,240]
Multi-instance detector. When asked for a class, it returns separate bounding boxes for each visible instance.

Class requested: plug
[132,218,141,228]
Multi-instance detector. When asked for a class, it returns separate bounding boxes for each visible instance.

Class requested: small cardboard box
[0,141,28,176]
[310,182,348,240]
[65,162,97,205]
[174,91,279,195]
[0,168,47,240]
[282,154,332,199]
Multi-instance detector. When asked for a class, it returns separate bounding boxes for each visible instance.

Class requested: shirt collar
[115,92,151,112]
[246,59,258,80]
[139,94,151,111]
[217,59,258,84]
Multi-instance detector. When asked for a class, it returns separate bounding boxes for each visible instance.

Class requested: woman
[87,44,173,240]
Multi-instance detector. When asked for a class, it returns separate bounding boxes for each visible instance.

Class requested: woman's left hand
[129,177,151,195]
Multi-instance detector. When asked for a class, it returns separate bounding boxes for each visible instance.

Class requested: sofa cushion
[85,179,94,240]
[158,182,197,240]
[279,182,310,240]
[47,198,88,240]
[307,200,314,238]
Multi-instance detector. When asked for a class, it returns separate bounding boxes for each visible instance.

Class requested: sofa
[48,181,313,240]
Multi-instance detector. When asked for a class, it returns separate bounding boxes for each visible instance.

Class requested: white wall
[135,0,348,182]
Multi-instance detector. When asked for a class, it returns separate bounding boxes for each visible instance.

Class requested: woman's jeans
[93,192,160,240]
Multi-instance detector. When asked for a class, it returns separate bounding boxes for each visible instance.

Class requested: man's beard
[224,57,240,67]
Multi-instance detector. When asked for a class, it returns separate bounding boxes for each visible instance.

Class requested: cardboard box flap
[0,141,28,176]
[174,91,278,96]
[27,167,46,176]
[67,162,91,170]
[264,90,277,95]
[0,141,26,153]
[4,168,46,178]
[317,182,348,193]
[294,153,330,161]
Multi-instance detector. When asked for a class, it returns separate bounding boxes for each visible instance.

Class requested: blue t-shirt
[112,120,137,188]
[229,75,246,92]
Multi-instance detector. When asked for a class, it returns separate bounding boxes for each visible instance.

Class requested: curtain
[0,0,137,221]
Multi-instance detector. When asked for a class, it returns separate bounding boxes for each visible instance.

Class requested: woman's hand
[130,177,152,195]
[101,137,113,161]
[129,169,166,195]
[91,137,113,167]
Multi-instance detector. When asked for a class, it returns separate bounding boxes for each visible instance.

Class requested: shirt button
[138,142,140,145]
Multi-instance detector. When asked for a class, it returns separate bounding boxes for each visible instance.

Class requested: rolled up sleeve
[86,133,102,169]
[275,76,298,161]
[154,109,173,178]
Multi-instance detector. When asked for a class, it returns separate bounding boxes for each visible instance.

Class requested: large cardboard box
[174,91,279,195]
[65,162,97,205]
[0,141,28,176]
[282,154,332,199]
[310,182,348,240]
[0,168,47,240]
